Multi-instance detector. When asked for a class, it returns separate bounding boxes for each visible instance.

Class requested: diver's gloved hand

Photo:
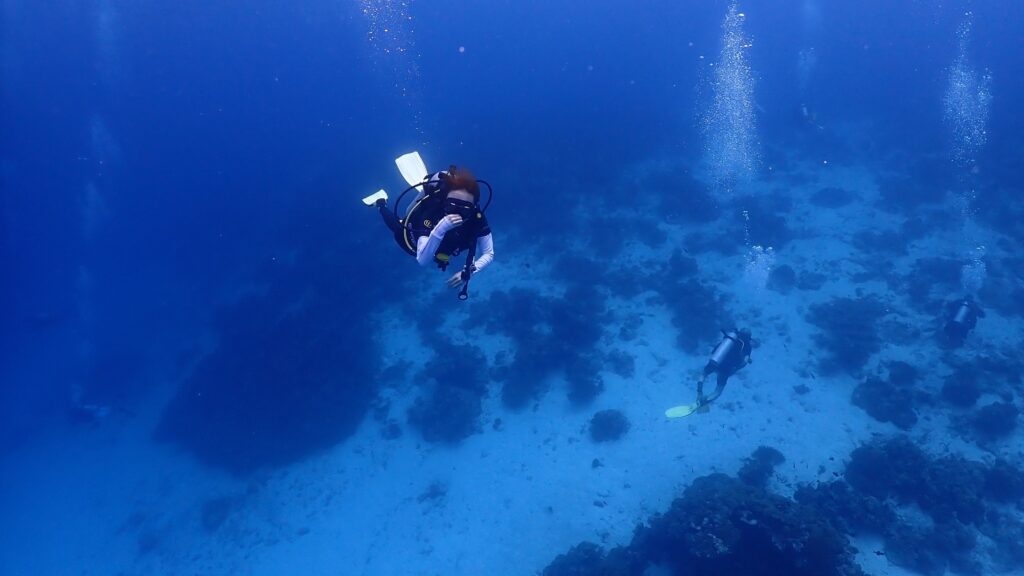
[446,265,477,288]
[431,214,464,237]
[446,271,467,289]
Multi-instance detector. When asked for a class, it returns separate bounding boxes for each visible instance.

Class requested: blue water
[3,1,1024,574]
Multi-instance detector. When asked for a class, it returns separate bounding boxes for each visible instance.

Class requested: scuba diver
[362,152,495,298]
[665,329,753,419]
[942,297,984,348]
[800,103,824,131]
[697,328,753,407]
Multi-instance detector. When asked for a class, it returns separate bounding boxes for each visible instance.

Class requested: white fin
[361,189,388,206]
[395,151,429,186]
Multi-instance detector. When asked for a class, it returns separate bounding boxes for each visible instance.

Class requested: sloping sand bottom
[1,153,1020,575]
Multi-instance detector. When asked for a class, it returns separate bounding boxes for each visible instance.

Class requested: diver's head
[442,168,480,204]
[442,167,480,218]
[446,189,476,204]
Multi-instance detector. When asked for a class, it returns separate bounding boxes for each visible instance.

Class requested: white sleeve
[415,217,454,267]
[472,233,495,273]
[416,236,433,266]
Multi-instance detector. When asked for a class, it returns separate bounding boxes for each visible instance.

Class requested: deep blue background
[2,0,1022,454]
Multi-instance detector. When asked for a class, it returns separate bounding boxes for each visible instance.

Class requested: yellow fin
[665,403,700,419]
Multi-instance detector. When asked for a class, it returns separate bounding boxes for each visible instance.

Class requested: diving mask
[444,197,477,219]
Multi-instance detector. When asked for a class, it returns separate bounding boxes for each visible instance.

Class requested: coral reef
[885,520,979,576]
[797,270,827,291]
[806,297,888,375]
[767,264,797,293]
[903,258,962,312]
[589,410,630,442]
[481,280,613,409]
[941,353,1023,414]
[979,510,1024,571]
[638,474,861,575]
[417,480,448,504]
[482,249,723,410]
[919,455,987,525]
[853,229,908,259]
[984,459,1024,503]
[941,368,981,407]
[604,350,635,379]
[970,401,1019,442]
[589,216,666,258]
[407,339,488,443]
[851,376,918,430]
[643,163,721,224]
[846,438,990,525]
[155,269,378,473]
[544,450,865,576]
[877,175,931,212]
[793,480,895,535]
[831,435,1024,575]
[566,354,606,406]
[844,436,929,501]
[737,446,785,488]
[408,385,483,444]
[652,251,729,353]
[852,381,912,425]
[547,438,1024,576]
[543,542,608,576]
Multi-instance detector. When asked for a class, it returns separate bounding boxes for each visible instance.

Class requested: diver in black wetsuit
[365,166,495,292]
[696,329,753,407]
[942,298,984,348]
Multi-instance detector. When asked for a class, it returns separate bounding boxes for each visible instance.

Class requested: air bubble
[701,2,759,198]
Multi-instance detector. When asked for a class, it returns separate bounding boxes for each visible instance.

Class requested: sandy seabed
[1,152,1020,576]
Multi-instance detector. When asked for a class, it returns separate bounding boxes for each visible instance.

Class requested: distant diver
[800,103,824,131]
[363,151,495,299]
[942,297,984,348]
[68,383,112,425]
[666,329,753,419]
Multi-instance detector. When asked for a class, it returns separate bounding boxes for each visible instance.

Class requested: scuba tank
[951,300,974,326]
[944,298,982,345]
[710,330,741,367]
